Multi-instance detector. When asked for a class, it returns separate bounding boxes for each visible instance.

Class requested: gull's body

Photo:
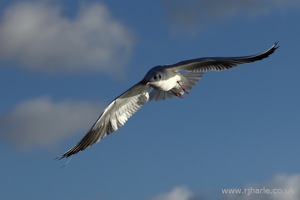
[60,43,278,159]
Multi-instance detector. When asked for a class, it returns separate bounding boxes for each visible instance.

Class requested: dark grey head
[143,65,165,83]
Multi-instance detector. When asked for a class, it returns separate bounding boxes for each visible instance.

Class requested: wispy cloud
[0,96,101,149]
[150,186,202,200]
[161,0,300,32]
[0,2,134,75]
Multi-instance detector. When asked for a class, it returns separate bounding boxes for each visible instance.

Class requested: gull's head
[143,65,164,85]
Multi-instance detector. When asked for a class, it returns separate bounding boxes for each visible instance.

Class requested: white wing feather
[60,81,149,158]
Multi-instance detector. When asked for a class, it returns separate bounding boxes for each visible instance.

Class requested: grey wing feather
[167,42,278,72]
[149,89,175,101]
[60,81,149,158]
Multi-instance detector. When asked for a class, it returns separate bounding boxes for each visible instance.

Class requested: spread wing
[60,81,150,159]
[166,42,278,72]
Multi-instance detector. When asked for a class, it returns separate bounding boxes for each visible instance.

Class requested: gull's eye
[153,74,161,81]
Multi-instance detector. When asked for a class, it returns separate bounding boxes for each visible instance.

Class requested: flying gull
[60,42,278,159]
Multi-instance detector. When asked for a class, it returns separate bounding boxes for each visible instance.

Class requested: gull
[60,42,278,159]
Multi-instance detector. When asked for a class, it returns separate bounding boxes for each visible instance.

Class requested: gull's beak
[141,79,150,85]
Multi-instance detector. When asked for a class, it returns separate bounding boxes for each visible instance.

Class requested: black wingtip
[55,154,73,168]
[57,151,73,160]
[55,149,74,160]
[55,154,67,160]
[261,41,279,58]
[273,41,279,50]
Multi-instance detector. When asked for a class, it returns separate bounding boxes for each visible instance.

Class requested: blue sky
[0,0,299,200]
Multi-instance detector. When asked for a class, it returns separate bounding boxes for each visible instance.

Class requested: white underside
[150,74,181,91]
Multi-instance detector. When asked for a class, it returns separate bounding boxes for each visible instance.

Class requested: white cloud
[151,187,194,200]
[0,96,101,149]
[0,2,134,74]
[150,187,203,200]
[161,0,300,31]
